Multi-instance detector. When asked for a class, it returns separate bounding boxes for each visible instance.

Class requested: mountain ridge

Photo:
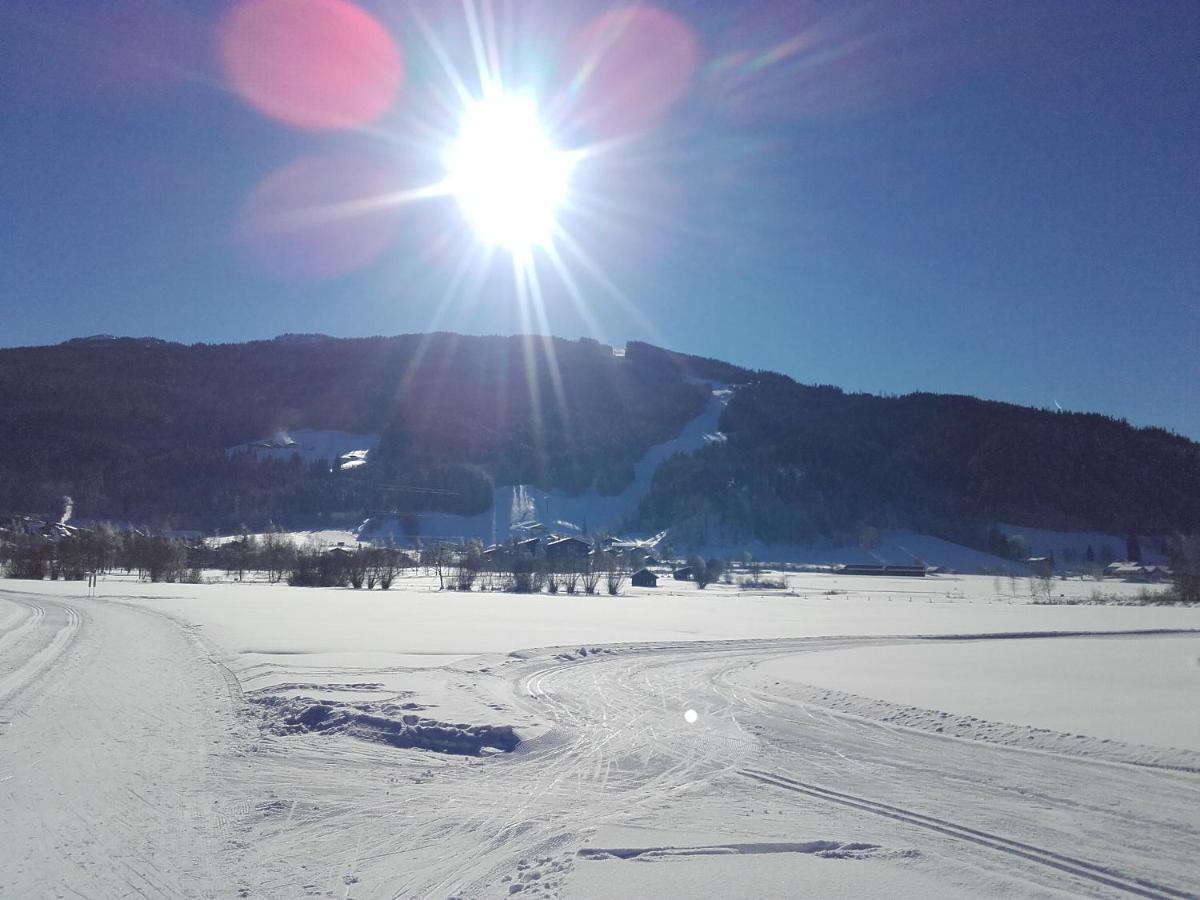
[1,332,1196,546]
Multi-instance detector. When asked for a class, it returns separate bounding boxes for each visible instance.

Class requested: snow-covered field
[2,572,1198,898]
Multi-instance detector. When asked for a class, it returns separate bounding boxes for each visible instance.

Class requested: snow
[748,634,1200,752]
[26,572,1190,660]
[0,589,245,898]
[226,428,380,463]
[4,572,1199,898]
[209,528,359,548]
[568,826,969,900]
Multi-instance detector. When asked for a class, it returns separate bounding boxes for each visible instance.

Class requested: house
[545,536,590,565]
[834,563,926,577]
[1105,561,1143,580]
[673,566,695,581]
[631,568,658,588]
[834,563,884,576]
[1105,562,1170,582]
[883,565,927,577]
[517,537,543,557]
[1025,557,1053,577]
[511,521,547,537]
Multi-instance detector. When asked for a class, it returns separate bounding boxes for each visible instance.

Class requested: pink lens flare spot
[218,0,403,131]
[565,6,699,138]
[237,153,403,281]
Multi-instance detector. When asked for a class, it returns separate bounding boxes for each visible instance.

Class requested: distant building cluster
[1103,561,1172,582]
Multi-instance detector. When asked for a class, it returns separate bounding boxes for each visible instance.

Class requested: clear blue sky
[2,1,1197,436]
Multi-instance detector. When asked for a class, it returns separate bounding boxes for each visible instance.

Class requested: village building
[631,568,658,588]
[545,536,590,566]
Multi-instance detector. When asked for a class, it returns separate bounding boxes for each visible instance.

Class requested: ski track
[0,590,249,898]
[228,633,1200,898]
[2,586,1198,899]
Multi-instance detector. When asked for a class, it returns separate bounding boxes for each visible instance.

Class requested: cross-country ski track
[1,585,1198,898]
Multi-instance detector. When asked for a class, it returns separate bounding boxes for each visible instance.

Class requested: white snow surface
[209,528,360,549]
[3,572,1199,898]
[749,634,1200,752]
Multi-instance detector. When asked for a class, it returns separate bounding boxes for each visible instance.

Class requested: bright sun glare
[446,94,573,252]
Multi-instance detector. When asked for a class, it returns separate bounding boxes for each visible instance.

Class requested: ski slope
[364,387,729,543]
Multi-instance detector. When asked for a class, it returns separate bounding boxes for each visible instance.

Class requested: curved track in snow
[225,634,1200,898]
[0,590,249,898]
[2,587,1198,899]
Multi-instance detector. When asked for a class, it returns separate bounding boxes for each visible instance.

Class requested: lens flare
[565,6,698,137]
[238,153,403,280]
[446,94,573,252]
[218,0,403,131]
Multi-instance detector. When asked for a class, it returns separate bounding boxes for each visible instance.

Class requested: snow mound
[253,695,521,756]
[554,646,615,662]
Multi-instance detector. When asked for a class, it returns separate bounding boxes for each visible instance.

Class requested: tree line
[633,373,1200,550]
[0,526,642,595]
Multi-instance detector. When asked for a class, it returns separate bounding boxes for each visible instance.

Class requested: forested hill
[633,372,1200,547]
[1,333,1197,541]
[0,334,737,528]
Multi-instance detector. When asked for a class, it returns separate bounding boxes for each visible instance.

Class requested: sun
[446,93,573,252]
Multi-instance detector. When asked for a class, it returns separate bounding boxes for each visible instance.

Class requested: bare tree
[347,550,369,589]
[454,544,481,591]
[375,547,404,590]
[261,531,297,584]
[425,542,453,590]
[563,566,580,594]
[605,562,627,596]
[581,557,601,595]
